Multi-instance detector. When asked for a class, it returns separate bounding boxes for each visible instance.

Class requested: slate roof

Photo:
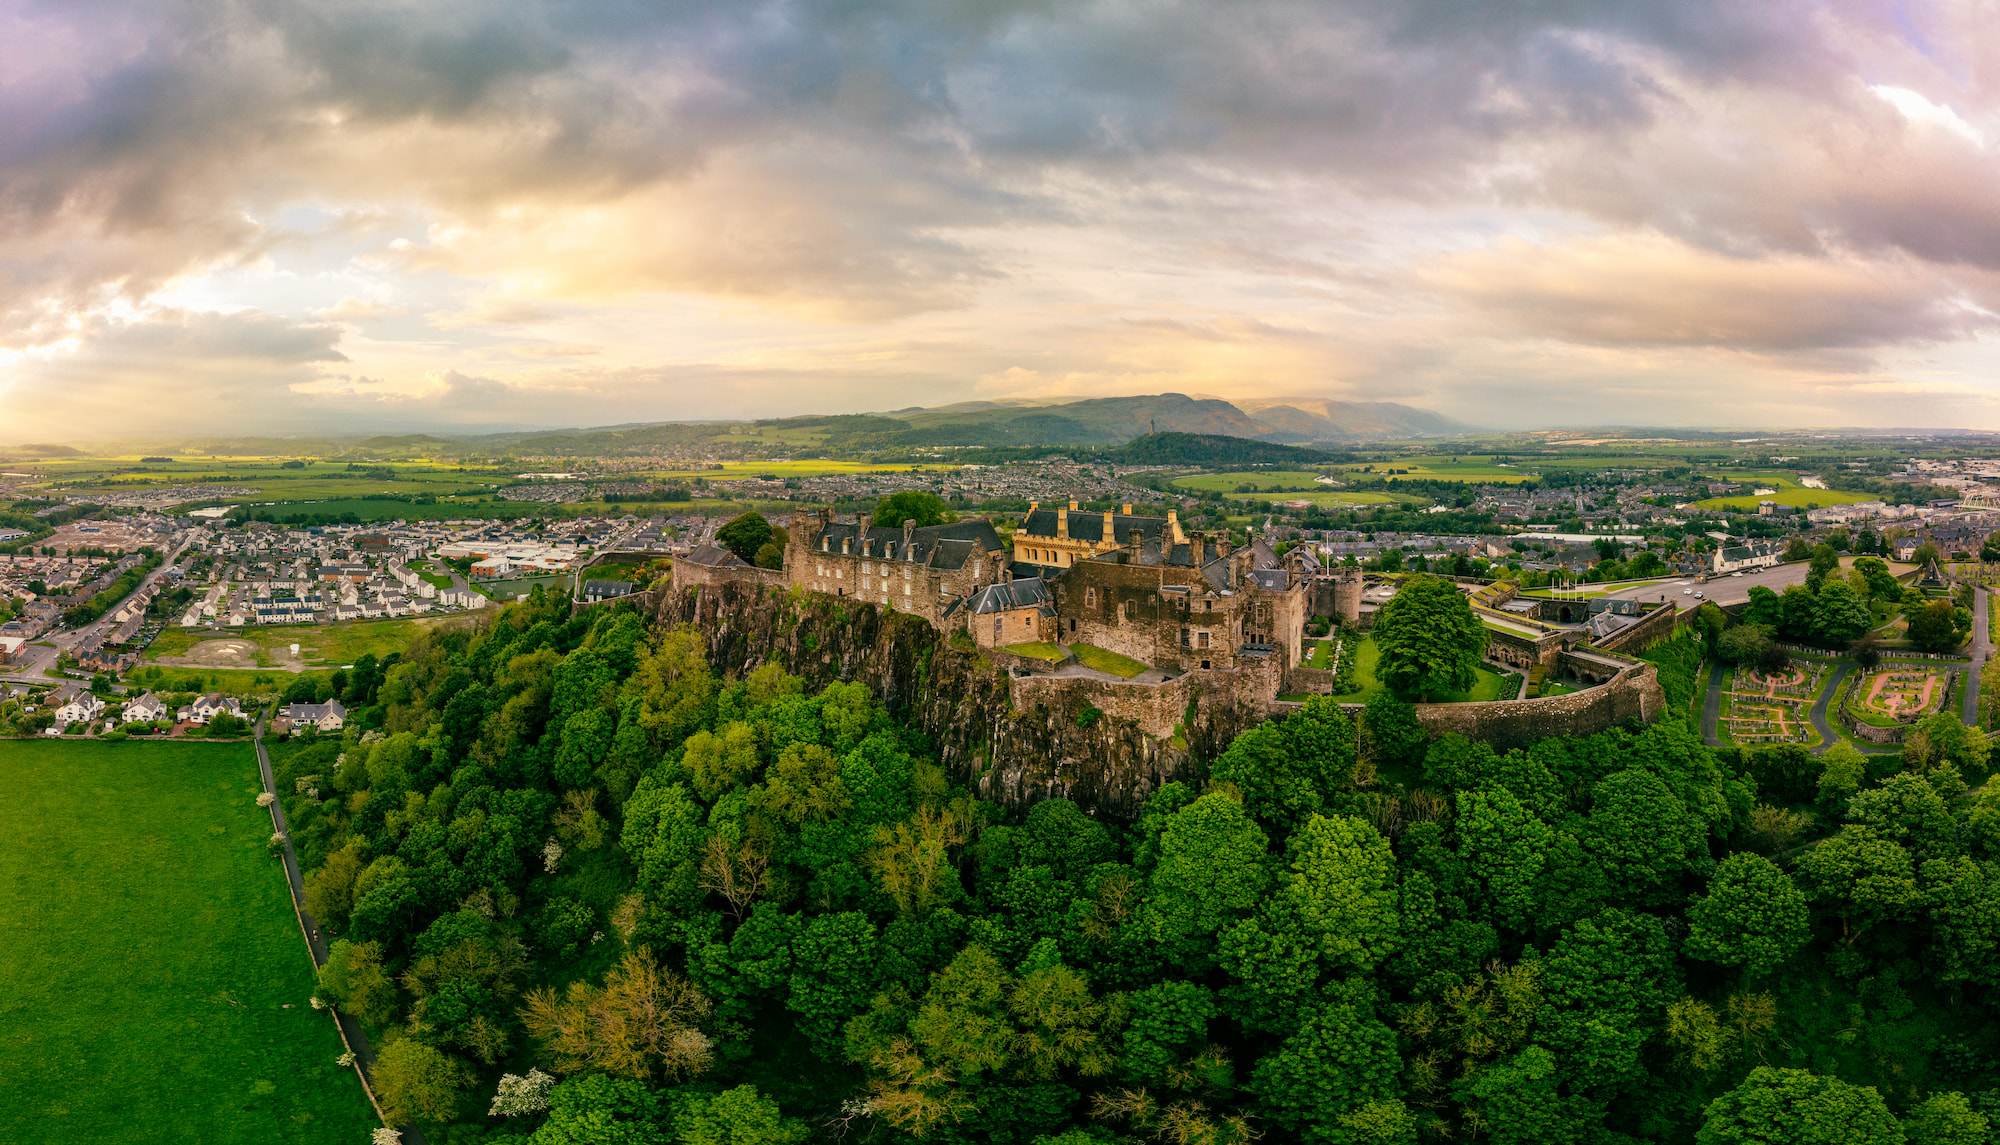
[968,577,1057,616]
[284,699,348,723]
[681,544,749,568]
[1018,508,1172,546]
[813,519,1003,571]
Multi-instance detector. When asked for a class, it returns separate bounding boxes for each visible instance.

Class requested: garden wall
[1593,602,1679,654]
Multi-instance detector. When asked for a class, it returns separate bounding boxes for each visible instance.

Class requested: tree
[1807,544,1841,590]
[715,513,773,563]
[1743,586,1785,629]
[1908,600,1962,653]
[372,1038,474,1125]
[1362,692,1427,769]
[1853,557,1901,602]
[1718,625,1772,665]
[1686,854,1809,977]
[1903,1092,1989,1145]
[752,541,784,570]
[1783,536,1812,563]
[520,949,715,1080]
[1697,1067,1903,1145]
[1211,697,1358,835]
[1809,581,1873,646]
[1370,574,1486,701]
[872,491,949,528]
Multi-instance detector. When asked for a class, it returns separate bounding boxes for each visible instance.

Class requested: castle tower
[1333,565,1363,626]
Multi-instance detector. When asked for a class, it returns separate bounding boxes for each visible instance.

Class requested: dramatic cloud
[4,0,2000,437]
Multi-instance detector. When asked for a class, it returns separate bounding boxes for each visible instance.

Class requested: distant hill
[1232,398,1469,441]
[1101,433,1335,467]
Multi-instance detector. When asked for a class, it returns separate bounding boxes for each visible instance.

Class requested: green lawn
[0,739,374,1144]
[1071,643,1148,678]
[147,616,467,667]
[1694,473,1874,512]
[1005,642,1066,661]
[1305,639,1338,669]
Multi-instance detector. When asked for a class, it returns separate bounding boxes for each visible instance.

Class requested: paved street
[1596,560,1812,614]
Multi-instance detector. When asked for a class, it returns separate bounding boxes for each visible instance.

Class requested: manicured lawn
[1305,639,1338,669]
[1006,642,1066,661]
[1694,473,1873,512]
[1071,643,1148,678]
[0,739,374,1144]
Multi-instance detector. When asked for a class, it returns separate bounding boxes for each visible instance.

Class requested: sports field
[0,739,374,1144]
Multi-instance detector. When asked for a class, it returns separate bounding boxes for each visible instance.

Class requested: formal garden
[1846,666,1953,727]
[0,739,374,1143]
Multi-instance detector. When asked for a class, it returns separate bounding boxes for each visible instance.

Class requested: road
[253,713,425,1145]
[1596,560,1812,615]
[2,535,197,687]
[1965,586,1989,729]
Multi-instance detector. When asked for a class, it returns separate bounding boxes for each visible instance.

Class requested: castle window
[995,617,1002,639]
[1197,631,1210,648]
[1086,588,1096,606]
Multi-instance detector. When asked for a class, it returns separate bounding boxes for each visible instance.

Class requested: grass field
[146,617,467,667]
[1005,642,1065,661]
[1694,472,1874,512]
[0,739,374,1144]
[126,665,340,697]
[1071,643,1148,678]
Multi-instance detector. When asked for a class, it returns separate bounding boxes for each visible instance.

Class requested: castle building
[1042,526,1306,672]
[1012,501,1188,572]
[968,576,1057,648]
[786,511,1007,627]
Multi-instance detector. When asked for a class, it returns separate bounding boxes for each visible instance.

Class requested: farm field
[1694,473,1874,512]
[145,616,468,668]
[0,739,374,1144]
[33,459,501,504]
[1321,458,1537,483]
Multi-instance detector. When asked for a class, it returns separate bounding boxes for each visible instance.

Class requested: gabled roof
[681,544,748,568]
[969,577,1055,615]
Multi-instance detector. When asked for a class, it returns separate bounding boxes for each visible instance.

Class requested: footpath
[253,713,429,1145]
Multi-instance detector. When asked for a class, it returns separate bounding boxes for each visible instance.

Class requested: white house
[53,692,107,726]
[123,691,170,723]
[282,698,347,733]
[1712,542,1783,574]
[179,693,244,726]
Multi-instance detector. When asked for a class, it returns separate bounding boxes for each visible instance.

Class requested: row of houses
[36,687,344,734]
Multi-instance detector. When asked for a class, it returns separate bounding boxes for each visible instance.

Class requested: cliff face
[650,582,1261,819]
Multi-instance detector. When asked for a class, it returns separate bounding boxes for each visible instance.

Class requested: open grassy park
[1317,636,1518,703]
[1694,472,1875,512]
[0,739,374,1144]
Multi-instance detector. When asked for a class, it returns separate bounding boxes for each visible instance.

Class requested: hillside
[1101,432,1335,466]
[1233,397,1469,440]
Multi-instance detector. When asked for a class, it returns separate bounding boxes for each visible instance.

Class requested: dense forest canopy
[271,589,2000,1144]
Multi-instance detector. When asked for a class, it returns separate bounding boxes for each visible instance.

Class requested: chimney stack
[903,518,915,561]
[1056,505,1069,540]
[1121,504,1132,514]
[1191,532,1206,566]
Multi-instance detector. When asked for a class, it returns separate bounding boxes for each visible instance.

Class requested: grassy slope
[0,739,373,1144]
[1070,643,1148,678]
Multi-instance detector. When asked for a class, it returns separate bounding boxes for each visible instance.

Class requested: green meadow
[0,739,375,1144]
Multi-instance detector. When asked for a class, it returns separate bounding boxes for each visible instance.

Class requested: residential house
[53,691,106,726]
[282,698,347,733]
[968,576,1058,648]
[123,691,170,723]
[180,693,244,726]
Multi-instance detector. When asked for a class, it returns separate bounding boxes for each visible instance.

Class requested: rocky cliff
[650,582,1261,819]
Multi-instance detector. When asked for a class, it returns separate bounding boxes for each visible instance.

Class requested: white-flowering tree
[371,1128,402,1145]
[488,1068,556,1117]
[542,837,564,874]
[257,791,276,807]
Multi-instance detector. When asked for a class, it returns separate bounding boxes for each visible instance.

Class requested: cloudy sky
[3,0,2000,440]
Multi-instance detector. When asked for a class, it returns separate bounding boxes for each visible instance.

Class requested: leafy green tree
[1697,1067,1903,1145]
[1687,854,1809,977]
[1719,624,1773,665]
[1248,993,1408,1144]
[1370,574,1486,700]
[1580,767,1709,902]
[1902,1091,1990,1145]
[1918,856,2000,989]
[1456,787,1553,933]
[1853,556,1902,602]
[1797,826,1922,940]
[372,1038,474,1125]
[529,1073,665,1145]
[752,541,784,569]
[1362,692,1427,769]
[1144,792,1270,970]
[1847,771,1962,862]
[1212,697,1357,835]
[1817,742,1868,815]
[1809,581,1872,646]
[716,513,774,563]
[1537,910,1678,1091]
[1807,543,1841,590]
[1743,585,1785,628]
[1908,600,1962,653]
[872,490,949,527]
